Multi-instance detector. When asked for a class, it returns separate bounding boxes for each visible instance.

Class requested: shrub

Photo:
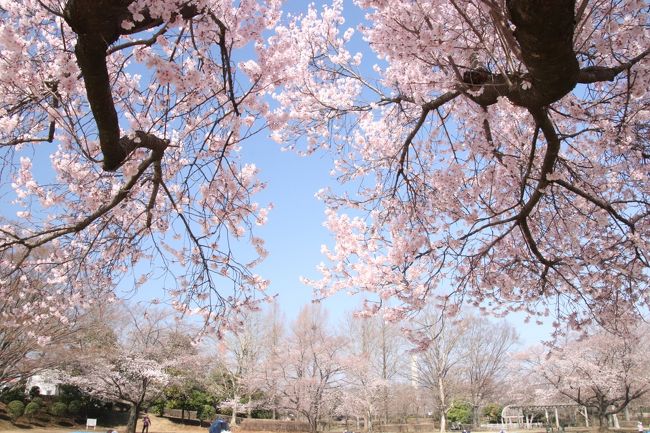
[219,407,233,416]
[149,399,166,417]
[49,401,68,417]
[31,397,44,406]
[7,400,25,420]
[57,384,83,404]
[482,403,502,424]
[447,401,472,424]
[200,405,216,422]
[68,400,82,415]
[24,401,41,418]
[251,408,273,419]
[1,385,26,404]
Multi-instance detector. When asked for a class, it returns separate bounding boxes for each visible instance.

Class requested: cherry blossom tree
[64,305,199,433]
[271,0,650,333]
[2,0,648,340]
[212,310,266,424]
[344,314,406,424]
[501,345,577,426]
[527,325,650,431]
[69,352,170,432]
[0,270,81,388]
[340,315,406,430]
[1,0,278,334]
[337,362,387,433]
[0,251,109,389]
[254,301,286,419]
[274,304,348,433]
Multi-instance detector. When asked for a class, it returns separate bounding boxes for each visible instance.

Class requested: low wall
[374,423,436,432]
[165,409,199,420]
[240,419,311,432]
[163,409,243,426]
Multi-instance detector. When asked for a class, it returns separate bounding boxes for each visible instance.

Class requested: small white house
[26,370,62,396]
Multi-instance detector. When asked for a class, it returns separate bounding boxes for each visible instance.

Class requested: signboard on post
[86,418,97,430]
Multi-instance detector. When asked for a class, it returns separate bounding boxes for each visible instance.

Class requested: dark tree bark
[461,0,647,112]
[506,0,579,106]
[126,403,141,433]
[63,0,196,171]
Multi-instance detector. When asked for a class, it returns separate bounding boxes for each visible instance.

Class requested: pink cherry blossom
[264,0,649,334]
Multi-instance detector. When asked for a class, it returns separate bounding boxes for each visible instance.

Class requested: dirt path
[0,414,208,433]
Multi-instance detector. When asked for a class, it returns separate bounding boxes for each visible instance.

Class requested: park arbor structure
[501,404,590,430]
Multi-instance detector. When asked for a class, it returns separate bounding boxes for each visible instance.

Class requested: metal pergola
[501,404,590,429]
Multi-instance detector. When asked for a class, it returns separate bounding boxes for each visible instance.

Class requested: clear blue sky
[224,0,374,320]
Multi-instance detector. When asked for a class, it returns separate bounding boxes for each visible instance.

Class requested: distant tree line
[3,299,649,433]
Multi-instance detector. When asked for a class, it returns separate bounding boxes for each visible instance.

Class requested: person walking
[209,417,228,433]
[142,414,151,433]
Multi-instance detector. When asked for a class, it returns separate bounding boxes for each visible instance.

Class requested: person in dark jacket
[209,417,229,433]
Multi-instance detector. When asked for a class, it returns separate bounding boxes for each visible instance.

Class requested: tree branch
[578,48,650,83]
[63,0,199,171]
[517,107,560,220]
[394,91,461,188]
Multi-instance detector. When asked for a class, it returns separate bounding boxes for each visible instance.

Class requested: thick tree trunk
[464,0,581,110]
[63,0,190,171]
[439,411,447,433]
[308,416,318,433]
[438,376,447,433]
[597,413,608,433]
[126,404,141,433]
[506,0,579,105]
[230,399,238,426]
[472,405,480,427]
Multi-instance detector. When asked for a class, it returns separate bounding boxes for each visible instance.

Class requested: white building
[25,370,62,396]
